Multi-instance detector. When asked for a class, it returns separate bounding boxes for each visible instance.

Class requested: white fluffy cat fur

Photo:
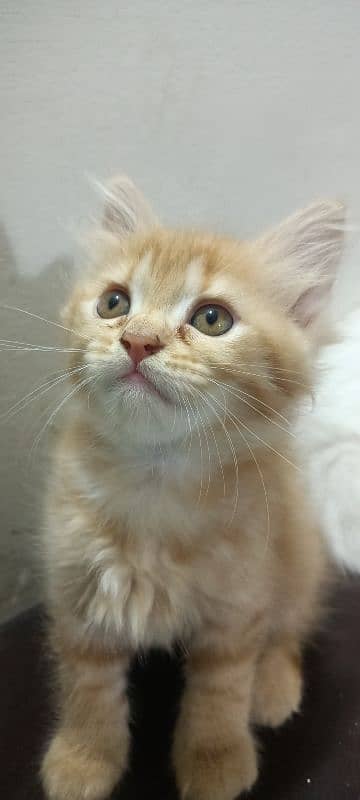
[300,307,360,572]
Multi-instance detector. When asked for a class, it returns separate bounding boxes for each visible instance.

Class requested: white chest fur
[69,448,237,650]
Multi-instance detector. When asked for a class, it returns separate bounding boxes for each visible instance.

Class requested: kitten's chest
[85,524,224,650]
[78,452,249,648]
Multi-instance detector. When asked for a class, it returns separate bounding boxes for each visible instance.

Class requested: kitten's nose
[121,332,164,365]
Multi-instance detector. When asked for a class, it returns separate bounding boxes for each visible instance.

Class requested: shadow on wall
[0,223,74,622]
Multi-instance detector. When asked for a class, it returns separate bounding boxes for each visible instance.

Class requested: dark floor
[1,578,360,800]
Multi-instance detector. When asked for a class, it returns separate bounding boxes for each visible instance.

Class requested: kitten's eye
[190,305,233,336]
[97,288,130,319]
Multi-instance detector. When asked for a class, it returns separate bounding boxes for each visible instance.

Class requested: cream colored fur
[41,177,344,800]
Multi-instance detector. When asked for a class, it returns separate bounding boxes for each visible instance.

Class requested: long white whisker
[241,431,270,556]
[0,345,86,353]
[211,377,291,425]
[189,386,226,499]
[0,337,86,352]
[233,414,300,471]
[180,390,193,458]
[219,363,305,377]
[30,376,93,460]
[185,392,204,503]
[191,386,270,544]
[207,375,296,438]
[0,365,90,422]
[209,391,300,472]
[187,383,212,498]
[0,304,88,341]
[171,363,293,428]
[0,337,81,349]
[188,383,239,524]
[212,395,271,550]
[218,365,309,391]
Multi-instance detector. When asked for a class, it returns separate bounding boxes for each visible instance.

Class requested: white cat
[300,308,360,572]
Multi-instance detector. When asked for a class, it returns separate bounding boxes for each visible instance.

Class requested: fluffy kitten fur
[300,307,360,572]
[41,177,344,800]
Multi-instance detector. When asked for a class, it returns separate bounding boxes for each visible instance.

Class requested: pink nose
[121,333,163,365]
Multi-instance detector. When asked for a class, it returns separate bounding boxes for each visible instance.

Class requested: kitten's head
[63,176,344,448]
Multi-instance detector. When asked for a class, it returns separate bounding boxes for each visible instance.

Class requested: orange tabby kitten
[41,177,344,800]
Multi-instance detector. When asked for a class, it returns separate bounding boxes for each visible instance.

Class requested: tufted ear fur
[256,200,345,328]
[98,174,158,237]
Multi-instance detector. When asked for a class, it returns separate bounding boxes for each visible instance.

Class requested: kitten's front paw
[41,732,124,800]
[173,731,258,800]
[252,644,302,728]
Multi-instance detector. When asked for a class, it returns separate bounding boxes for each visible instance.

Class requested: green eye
[97,288,130,319]
[190,304,233,336]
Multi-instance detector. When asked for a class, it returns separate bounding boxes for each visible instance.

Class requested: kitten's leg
[251,638,302,728]
[173,630,260,800]
[41,633,130,800]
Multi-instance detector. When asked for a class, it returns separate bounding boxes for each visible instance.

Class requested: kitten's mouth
[120,368,167,402]
[123,371,153,390]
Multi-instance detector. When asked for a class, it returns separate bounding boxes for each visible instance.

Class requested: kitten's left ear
[256,200,345,327]
[98,174,158,237]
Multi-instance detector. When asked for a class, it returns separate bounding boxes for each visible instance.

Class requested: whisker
[166,359,309,396]
[0,337,84,349]
[236,389,291,424]
[0,304,88,341]
[211,377,291,425]
[241,430,270,556]
[170,381,192,455]
[189,385,279,542]
[210,393,271,550]
[180,389,193,458]
[187,392,204,503]
[187,375,299,474]
[219,363,306,377]
[189,387,226,499]
[0,365,90,422]
[170,363,293,430]
[30,375,93,460]
[187,383,212,498]
[170,389,177,434]
[188,383,239,524]
[0,345,86,353]
[211,392,300,472]
[218,365,309,391]
[160,374,193,465]
[206,375,296,438]
[180,389,204,502]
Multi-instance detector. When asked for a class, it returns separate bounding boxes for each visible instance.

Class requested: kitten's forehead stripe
[166,257,206,326]
[184,257,205,296]
[129,251,152,315]
[130,231,211,292]
[129,235,210,312]
[134,251,152,286]
[168,257,203,327]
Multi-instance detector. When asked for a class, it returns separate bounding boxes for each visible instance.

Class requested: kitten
[41,177,344,800]
[299,307,360,573]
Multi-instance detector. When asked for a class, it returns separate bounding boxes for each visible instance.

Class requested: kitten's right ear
[95,174,158,237]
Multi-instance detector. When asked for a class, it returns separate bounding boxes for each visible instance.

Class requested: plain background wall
[1,0,360,619]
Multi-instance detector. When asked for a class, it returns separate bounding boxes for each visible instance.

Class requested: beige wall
[1,1,360,619]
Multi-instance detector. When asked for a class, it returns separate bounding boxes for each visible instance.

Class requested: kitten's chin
[99,386,185,448]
